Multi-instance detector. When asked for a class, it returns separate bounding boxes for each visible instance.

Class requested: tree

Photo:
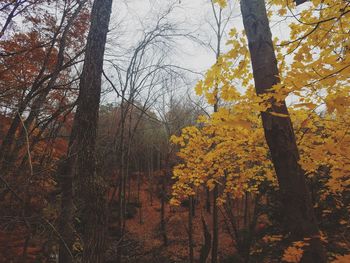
[103,5,189,258]
[240,0,325,262]
[0,0,89,175]
[0,0,42,39]
[68,0,113,262]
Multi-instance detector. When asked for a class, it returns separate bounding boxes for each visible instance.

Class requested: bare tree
[103,5,192,259]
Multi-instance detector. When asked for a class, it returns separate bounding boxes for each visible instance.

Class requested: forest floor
[106,174,236,263]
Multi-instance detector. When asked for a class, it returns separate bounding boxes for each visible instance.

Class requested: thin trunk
[199,216,211,263]
[189,196,194,263]
[0,109,25,170]
[58,116,78,263]
[244,192,248,228]
[240,0,325,262]
[211,186,218,263]
[206,187,211,214]
[191,196,196,217]
[137,170,141,203]
[160,180,167,246]
[148,149,153,206]
[58,155,75,263]
[160,158,168,246]
[117,97,126,263]
[139,163,144,225]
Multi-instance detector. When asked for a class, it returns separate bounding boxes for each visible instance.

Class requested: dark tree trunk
[206,187,211,214]
[211,186,218,263]
[148,149,153,206]
[58,114,79,263]
[73,0,113,262]
[58,150,76,263]
[191,196,196,217]
[240,0,326,262]
[199,216,211,263]
[160,162,168,246]
[188,196,194,263]
[160,193,167,245]
[0,108,25,171]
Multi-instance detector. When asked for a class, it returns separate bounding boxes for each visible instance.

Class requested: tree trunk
[160,183,168,246]
[211,186,218,263]
[199,216,211,263]
[74,0,113,262]
[148,149,153,206]
[58,99,79,263]
[189,196,194,263]
[206,187,211,214]
[160,161,168,246]
[58,151,76,263]
[240,0,326,262]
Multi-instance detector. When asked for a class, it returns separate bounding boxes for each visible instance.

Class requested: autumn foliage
[0,0,349,262]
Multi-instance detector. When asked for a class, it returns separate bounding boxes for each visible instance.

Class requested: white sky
[102,0,305,105]
[102,0,242,104]
[108,0,220,71]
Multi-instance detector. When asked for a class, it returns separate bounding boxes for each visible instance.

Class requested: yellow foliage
[170,3,350,261]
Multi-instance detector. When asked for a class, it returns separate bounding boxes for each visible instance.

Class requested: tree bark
[160,159,168,246]
[160,191,167,246]
[73,0,113,262]
[206,187,211,214]
[211,185,218,263]
[58,147,76,263]
[189,196,194,263]
[240,0,326,262]
[199,216,211,263]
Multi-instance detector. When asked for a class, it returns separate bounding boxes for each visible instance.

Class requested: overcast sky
[101,0,239,103]
[101,0,303,105]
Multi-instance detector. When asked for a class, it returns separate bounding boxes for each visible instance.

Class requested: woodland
[0,0,349,262]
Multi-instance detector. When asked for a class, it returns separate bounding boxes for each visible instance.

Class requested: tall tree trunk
[74,0,113,262]
[58,112,80,263]
[240,0,325,262]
